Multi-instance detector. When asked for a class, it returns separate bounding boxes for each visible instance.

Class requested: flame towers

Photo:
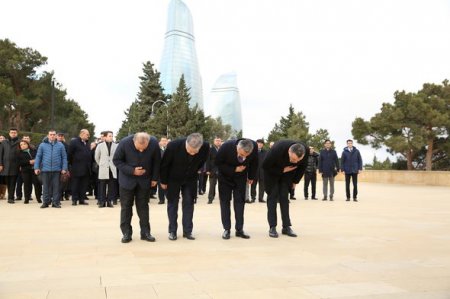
[208,72,243,133]
[160,0,203,109]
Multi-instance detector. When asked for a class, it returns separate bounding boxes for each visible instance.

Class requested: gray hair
[237,139,254,154]
[133,132,150,144]
[289,143,306,158]
[186,133,204,150]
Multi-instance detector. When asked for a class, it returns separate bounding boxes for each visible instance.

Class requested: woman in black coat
[17,140,42,204]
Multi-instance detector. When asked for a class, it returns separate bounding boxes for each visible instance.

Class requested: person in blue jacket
[34,130,68,208]
[340,139,363,202]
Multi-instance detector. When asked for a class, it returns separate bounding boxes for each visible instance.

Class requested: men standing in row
[34,130,68,208]
[341,139,362,202]
[206,137,221,204]
[216,138,258,240]
[263,140,308,238]
[113,132,160,243]
[319,139,339,201]
[304,146,319,200]
[160,133,209,241]
[157,136,168,205]
[95,131,117,208]
[247,139,267,203]
[68,129,92,205]
[0,128,20,204]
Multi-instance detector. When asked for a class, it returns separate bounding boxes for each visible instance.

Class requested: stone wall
[326,170,450,186]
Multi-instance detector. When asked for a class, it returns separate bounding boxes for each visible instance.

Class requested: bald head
[133,132,150,152]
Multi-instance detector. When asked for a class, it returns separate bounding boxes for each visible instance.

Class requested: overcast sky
[1,0,449,163]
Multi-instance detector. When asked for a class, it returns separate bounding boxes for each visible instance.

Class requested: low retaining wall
[328,170,450,187]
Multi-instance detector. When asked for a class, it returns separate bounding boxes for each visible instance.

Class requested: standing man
[303,146,319,200]
[113,132,160,243]
[68,129,92,205]
[157,136,168,204]
[341,139,363,202]
[56,132,71,201]
[95,131,117,208]
[206,137,221,204]
[216,138,258,240]
[0,128,20,204]
[319,139,339,201]
[263,140,308,238]
[249,139,267,203]
[160,133,209,241]
[34,130,68,208]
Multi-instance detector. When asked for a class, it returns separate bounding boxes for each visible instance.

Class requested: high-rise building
[160,0,203,109]
[208,72,243,134]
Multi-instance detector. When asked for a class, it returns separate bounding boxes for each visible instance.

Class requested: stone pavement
[0,181,449,299]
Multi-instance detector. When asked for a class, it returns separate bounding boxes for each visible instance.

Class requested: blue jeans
[41,172,61,205]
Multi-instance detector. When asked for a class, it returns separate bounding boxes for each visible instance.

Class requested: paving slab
[0,181,449,298]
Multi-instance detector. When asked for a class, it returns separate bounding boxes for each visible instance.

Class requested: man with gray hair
[263,140,309,238]
[215,138,258,240]
[113,132,160,243]
[160,133,209,240]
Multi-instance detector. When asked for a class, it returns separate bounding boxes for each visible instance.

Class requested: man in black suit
[247,139,267,203]
[68,129,92,205]
[263,140,308,238]
[215,138,258,240]
[160,133,209,241]
[206,137,221,204]
[113,132,160,243]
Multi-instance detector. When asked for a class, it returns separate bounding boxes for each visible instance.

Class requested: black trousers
[157,181,166,202]
[71,175,89,203]
[304,172,317,198]
[219,179,246,231]
[21,170,42,200]
[345,173,358,199]
[267,178,292,228]
[208,174,218,200]
[119,185,151,236]
[16,173,23,198]
[4,175,18,201]
[250,176,265,201]
[198,173,207,194]
[98,178,117,204]
[166,180,196,234]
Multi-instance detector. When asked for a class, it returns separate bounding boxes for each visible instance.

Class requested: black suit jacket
[160,138,209,185]
[68,137,92,177]
[113,135,160,190]
[263,140,309,189]
[215,139,258,186]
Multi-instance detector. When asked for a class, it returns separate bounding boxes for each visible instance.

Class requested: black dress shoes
[235,230,250,239]
[322,197,327,201]
[158,201,165,205]
[269,227,279,238]
[290,196,297,200]
[259,199,266,203]
[51,204,61,208]
[141,233,156,242]
[330,196,334,201]
[312,197,318,200]
[245,199,252,203]
[98,202,105,208]
[183,233,195,240]
[281,227,298,237]
[107,202,114,208]
[353,198,358,202]
[222,230,230,240]
[207,200,213,204]
[79,201,89,205]
[40,203,49,208]
[168,232,177,241]
[121,234,132,243]
[72,201,77,206]
[346,198,350,201]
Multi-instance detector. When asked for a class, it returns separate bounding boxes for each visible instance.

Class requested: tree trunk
[407,149,414,170]
[425,137,434,171]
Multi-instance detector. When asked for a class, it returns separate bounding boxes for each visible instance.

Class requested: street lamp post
[150,100,169,138]
[51,79,55,129]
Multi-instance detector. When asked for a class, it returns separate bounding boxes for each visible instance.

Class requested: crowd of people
[0,128,363,242]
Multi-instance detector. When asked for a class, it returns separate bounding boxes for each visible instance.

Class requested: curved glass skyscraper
[160,0,203,109]
[208,72,243,133]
